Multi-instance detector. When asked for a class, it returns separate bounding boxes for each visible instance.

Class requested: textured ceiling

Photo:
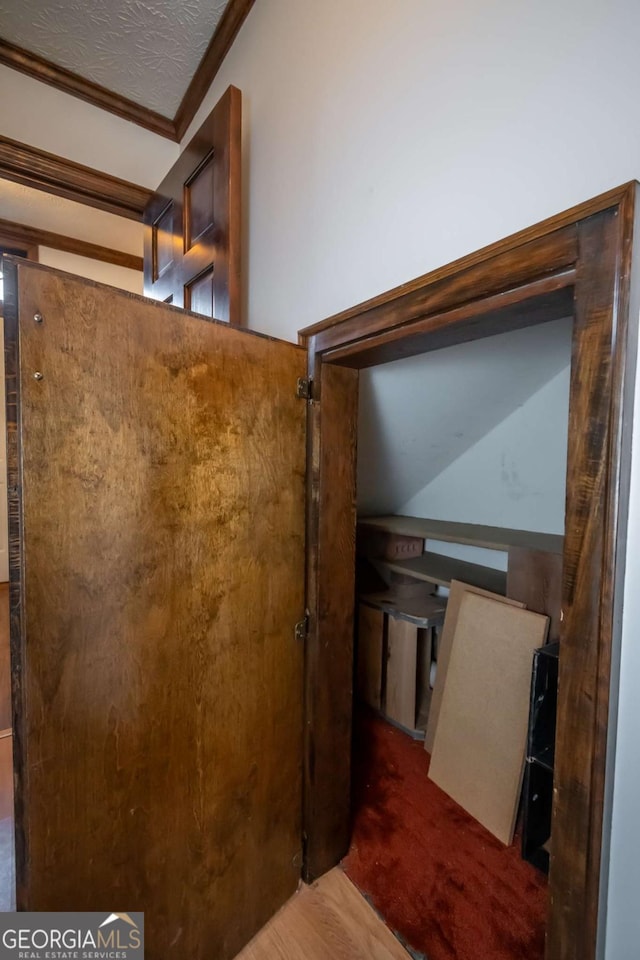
[0,0,229,116]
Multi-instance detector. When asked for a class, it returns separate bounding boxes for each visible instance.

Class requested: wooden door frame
[298,181,640,960]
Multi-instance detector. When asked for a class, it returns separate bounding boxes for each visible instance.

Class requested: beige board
[385,618,419,730]
[424,580,525,754]
[428,593,549,845]
[381,553,507,595]
[357,604,385,709]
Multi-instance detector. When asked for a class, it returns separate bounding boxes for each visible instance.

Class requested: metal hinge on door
[296,377,315,401]
[295,614,310,642]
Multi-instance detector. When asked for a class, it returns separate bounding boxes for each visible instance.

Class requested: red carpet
[343,708,547,960]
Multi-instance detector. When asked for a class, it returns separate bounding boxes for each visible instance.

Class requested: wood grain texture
[507,548,563,643]
[322,273,575,368]
[547,208,630,960]
[0,217,142,271]
[429,594,549,845]
[144,86,242,325]
[0,585,10,732]
[424,581,524,755]
[0,582,11,846]
[0,734,12,822]
[356,605,384,710]
[304,231,578,354]
[174,0,256,141]
[382,552,507,595]
[384,618,418,730]
[301,183,640,960]
[5,259,306,960]
[360,515,563,555]
[0,233,38,263]
[1,259,25,913]
[0,135,152,221]
[0,38,177,141]
[236,868,410,960]
[303,362,358,882]
[298,182,638,343]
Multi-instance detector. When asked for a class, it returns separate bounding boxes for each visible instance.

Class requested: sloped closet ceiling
[357,316,573,515]
[0,0,229,115]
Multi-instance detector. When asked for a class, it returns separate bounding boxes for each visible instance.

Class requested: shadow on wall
[357,316,572,533]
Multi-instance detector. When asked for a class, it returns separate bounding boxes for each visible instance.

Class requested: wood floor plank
[236,868,410,960]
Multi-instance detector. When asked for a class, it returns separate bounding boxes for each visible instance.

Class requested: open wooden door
[143,85,241,324]
[3,259,306,959]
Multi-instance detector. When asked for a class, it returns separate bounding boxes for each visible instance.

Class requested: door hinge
[295,614,310,642]
[296,377,314,401]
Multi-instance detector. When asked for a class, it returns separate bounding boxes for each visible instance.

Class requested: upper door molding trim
[0,135,153,221]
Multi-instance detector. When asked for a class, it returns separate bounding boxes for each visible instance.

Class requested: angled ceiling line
[0,134,153,221]
[0,38,177,141]
[0,0,255,143]
[173,0,254,141]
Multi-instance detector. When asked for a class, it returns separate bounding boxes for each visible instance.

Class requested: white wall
[357,318,572,520]
[0,180,143,256]
[0,55,170,287]
[400,366,570,533]
[175,1,640,955]
[182,0,640,343]
[38,247,143,295]
[606,353,640,959]
[0,64,177,188]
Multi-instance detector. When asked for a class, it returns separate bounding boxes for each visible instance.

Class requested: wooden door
[143,85,241,324]
[0,317,7,585]
[3,259,306,960]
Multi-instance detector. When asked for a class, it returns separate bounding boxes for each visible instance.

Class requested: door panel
[4,260,305,959]
[144,85,241,324]
[0,317,8,585]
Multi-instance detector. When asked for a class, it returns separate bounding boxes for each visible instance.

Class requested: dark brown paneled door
[143,85,241,324]
[4,260,305,960]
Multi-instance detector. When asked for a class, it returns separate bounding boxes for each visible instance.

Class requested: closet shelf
[376,552,507,595]
[359,516,563,555]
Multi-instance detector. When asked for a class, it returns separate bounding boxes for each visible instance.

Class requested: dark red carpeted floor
[343,708,547,960]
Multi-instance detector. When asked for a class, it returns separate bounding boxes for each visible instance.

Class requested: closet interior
[346,316,572,960]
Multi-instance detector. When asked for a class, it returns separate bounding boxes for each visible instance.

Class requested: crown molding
[0,38,178,142]
[0,135,152,221]
[0,0,255,145]
[173,0,255,141]
[0,217,142,271]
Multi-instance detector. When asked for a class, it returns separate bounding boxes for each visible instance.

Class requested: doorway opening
[299,184,639,960]
[344,316,572,959]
